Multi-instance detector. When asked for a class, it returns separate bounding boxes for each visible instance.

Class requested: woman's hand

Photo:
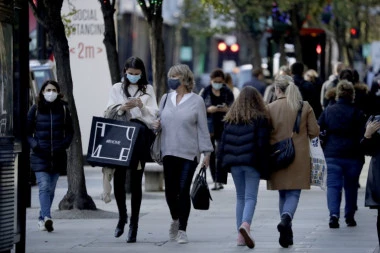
[207,106,218,114]
[120,98,142,111]
[152,119,161,130]
[203,154,210,168]
[364,120,380,139]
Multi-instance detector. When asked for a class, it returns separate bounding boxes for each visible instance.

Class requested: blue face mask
[126,73,141,84]
[212,83,223,90]
[168,78,181,90]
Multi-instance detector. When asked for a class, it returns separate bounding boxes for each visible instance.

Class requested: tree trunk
[42,0,95,210]
[99,0,121,85]
[148,15,166,102]
[290,4,302,62]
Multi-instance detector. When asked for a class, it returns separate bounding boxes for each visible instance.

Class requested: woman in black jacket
[319,80,366,229]
[217,86,271,248]
[26,80,74,232]
[361,117,380,245]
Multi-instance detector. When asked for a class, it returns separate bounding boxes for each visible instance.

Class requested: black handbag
[270,102,303,170]
[190,166,213,210]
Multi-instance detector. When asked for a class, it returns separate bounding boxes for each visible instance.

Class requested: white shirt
[171,91,194,106]
[107,82,158,128]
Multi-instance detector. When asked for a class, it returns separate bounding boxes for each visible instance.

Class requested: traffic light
[350,27,360,39]
[316,44,322,55]
[217,42,227,52]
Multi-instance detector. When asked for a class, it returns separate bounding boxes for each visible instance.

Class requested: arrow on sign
[97,47,103,54]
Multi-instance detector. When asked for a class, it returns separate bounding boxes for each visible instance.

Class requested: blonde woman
[218,86,271,248]
[267,75,319,248]
[153,64,213,244]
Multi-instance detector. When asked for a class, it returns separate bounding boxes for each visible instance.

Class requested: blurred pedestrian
[318,80,366,229]
[217,86,271,248]
[264,65,290,104]
[107,56,158,243]
[267,75,319,248]
[352,69,370,118]
[243,68,266,95]
[26,80,74,232]
[324,68,354,108]
[321,62,345,109]
[361,117,380,245]
[291,62,322,118]
[152,64,213,244]
[225,73,240,99]
[200,69,234,190]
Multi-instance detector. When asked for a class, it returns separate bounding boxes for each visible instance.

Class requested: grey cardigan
[160,92,213,162]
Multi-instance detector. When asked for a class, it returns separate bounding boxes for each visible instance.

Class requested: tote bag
[190,155,213,210]
[309,137,327,190]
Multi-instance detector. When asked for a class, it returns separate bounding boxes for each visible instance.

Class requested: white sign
[62,0,112,154]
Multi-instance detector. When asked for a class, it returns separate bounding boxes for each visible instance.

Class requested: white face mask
[44,91,58,102]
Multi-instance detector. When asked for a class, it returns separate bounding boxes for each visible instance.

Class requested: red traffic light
[316,44,322,54]
[350,28,357,36]
[230,43,239,53]
[217,42,227,52]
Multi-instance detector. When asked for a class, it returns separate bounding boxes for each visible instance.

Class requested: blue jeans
[35,172,60,220]
[278,190,301,219]
[326,157,363,219]
[231,166,260,231]
[163,156,197,231]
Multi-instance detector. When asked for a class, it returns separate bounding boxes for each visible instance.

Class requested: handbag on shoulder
[269,102,303,171]
[150,94,168,165]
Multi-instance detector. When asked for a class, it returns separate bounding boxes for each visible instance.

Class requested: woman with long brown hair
[217,86,271,248]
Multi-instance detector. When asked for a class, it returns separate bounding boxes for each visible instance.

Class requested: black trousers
[113,121,150,225]
[209,136,220,183]
[163,156,197,231]
[114,160,145,224]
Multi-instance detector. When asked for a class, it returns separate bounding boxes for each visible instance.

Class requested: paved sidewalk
[22,159,379,253]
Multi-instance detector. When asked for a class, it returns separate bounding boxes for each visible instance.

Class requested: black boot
[114,214,128,238]
[127,223,138,243]
[277,214,292,248]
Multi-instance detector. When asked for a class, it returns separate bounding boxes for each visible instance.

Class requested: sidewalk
[23,160,379,253]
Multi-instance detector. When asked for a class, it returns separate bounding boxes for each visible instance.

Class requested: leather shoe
[126,224,138,243]
[329,216,339,229]
[345,217,357,227]
[114,219,126,238]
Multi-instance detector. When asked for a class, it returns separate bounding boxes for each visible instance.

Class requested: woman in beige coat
[267,75,320,248]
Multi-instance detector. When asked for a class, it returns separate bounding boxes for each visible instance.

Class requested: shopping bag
[191,165,213,210]
[87,116,141,168]
[309,137,327,190]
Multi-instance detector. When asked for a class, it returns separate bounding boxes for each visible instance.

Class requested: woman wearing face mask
[152,64,213,244]
[199,68,234,190]
[26,80,74,232]
[107,56,158,243]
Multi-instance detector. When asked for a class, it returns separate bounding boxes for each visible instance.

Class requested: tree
[98,0,121,84]
[137,0,166,100]
[28,0,96,210]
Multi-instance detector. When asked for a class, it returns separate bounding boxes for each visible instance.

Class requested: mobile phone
[216,104,224,108]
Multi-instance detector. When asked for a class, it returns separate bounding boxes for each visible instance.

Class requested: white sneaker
[169,219,179,240]
[176,230,188,244]
[44,217,54,232]
[38,220,46,231]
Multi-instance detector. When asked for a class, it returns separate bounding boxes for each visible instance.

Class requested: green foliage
[61,0,78,37]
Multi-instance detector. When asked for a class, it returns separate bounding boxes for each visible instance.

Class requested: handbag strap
[159,93,168,117]
[292,101,303,134]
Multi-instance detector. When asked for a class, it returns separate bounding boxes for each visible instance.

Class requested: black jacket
[27,100,74,173]
[293,75,322,119]
[318,98,365,161]
[217,116,271,183]
[200,85,234,139]
[361,134,380,208]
